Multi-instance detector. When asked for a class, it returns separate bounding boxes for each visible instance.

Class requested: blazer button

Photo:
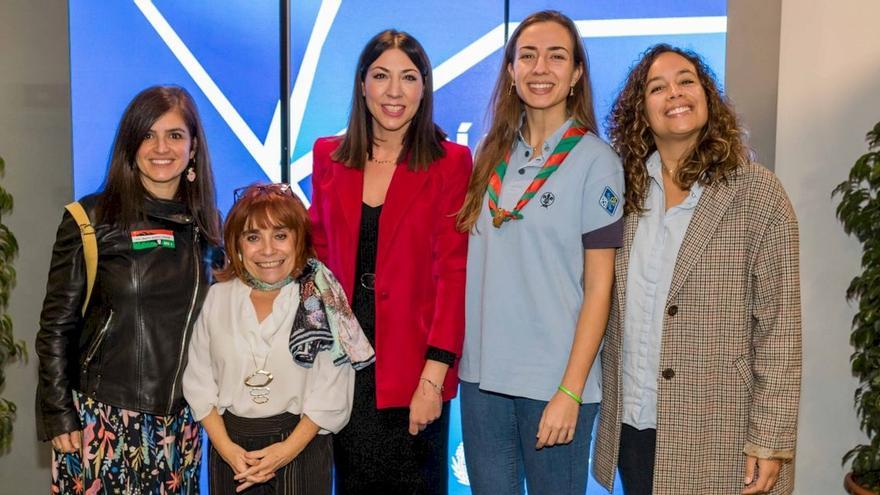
[667,305,678,316]
[662,368,675,380]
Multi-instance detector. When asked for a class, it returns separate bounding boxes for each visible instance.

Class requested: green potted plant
[0,155,25,453]
[835,121,880,495]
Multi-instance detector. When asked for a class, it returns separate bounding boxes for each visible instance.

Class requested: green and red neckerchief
[488,121,588,228]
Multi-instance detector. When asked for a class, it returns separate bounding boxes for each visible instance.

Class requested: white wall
[775,1,880,493]
[0,1,72,493]
[725,0,781,169]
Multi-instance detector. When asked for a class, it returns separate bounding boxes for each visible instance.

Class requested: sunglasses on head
[233,183,296,203]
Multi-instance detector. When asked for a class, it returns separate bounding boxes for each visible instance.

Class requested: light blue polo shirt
[460,119,625,403]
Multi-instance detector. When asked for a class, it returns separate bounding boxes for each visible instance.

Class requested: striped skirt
[51,390,202,494]
[209,412,332,495]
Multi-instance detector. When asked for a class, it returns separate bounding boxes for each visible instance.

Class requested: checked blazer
[593,162,802,494]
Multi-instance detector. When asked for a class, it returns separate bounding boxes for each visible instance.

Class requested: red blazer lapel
[333,165,365,299]
[335,165,364,236]
[378,165,431,267]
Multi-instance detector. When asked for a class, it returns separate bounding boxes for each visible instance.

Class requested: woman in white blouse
[183,183,373,494]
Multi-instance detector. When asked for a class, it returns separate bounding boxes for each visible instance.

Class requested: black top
[352,203,381,341]
[351,203,455,365]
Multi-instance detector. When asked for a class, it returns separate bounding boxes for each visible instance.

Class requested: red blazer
[309,137,471,408]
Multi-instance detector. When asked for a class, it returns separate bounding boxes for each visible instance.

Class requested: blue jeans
[460,381,599,495]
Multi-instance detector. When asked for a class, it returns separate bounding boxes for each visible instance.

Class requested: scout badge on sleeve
[131,229,176,250]
[599,186,620,216]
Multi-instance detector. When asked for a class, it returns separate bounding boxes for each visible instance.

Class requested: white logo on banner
[451,441,470,486]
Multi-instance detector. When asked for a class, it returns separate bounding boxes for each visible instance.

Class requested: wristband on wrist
[420,377,444,395]
[557,385,583,405]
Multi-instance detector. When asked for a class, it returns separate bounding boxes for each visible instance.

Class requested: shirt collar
[646,151,664,182]
[646,151,704,208]
[513,114,575,160]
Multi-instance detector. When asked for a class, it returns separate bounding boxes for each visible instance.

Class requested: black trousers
[333,402,451,495]
[209,411,332,494]
[333,374,450,495]
[618,424,656,495]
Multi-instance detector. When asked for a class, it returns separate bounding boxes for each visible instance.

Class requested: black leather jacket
[35,194,213,441]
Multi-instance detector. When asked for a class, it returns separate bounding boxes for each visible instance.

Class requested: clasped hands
[219,439,296,493]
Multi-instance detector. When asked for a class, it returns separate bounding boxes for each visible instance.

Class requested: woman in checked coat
[592,44,801,495]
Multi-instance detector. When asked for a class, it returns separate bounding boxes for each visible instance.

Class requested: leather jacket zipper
[167,225,200,414]
[82,309,114,369]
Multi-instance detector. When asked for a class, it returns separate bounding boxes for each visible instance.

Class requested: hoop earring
[508,83,515,96]
[569,85,574,97]
[186,166,196,183]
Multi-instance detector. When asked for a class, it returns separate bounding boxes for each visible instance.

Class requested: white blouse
[182,278,355,434]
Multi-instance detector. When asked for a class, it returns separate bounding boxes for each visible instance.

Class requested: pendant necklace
[241,275,287,404]
[244,350,273,404]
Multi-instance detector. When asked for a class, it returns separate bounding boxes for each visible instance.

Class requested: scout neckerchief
[488,121,588,228]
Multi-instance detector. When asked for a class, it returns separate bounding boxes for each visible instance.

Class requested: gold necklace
[659,160,677,176]
[369,157,396,165]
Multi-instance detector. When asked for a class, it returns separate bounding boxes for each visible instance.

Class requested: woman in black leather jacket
[35,85,221,494]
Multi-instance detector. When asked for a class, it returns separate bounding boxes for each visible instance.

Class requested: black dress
[333,203,450,495]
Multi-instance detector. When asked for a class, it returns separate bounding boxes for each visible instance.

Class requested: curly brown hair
[456,10,598,231]
[608,44,750,214]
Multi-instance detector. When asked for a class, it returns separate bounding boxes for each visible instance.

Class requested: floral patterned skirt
[51,390,202,494]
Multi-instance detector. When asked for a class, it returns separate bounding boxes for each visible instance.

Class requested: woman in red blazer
[308,29,470,494]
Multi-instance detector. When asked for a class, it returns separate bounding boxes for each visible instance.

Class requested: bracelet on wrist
[420,377,444,395]
[557,385,583,405]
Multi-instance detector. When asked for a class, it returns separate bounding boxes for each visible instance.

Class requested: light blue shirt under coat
[621,151,704,430]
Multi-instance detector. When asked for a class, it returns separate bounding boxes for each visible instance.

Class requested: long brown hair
[214,184,314,283]
[456,10,598,231]
[332,29,446,171]
[97,85,221,244]
[608,44,750,214]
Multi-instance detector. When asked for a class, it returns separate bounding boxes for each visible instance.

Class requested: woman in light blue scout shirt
[456,10,624,495]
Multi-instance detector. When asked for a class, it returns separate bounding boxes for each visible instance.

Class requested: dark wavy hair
[332,29,446,171]
[608,44,750,214]
[97,85,221,244]
[456,10,597,231]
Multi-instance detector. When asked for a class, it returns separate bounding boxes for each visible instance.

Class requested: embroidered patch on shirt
[599,186,620,216]
[539,192,555,208]
[131,229,175,250]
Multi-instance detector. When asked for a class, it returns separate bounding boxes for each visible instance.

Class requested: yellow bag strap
[64,202,97,316]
